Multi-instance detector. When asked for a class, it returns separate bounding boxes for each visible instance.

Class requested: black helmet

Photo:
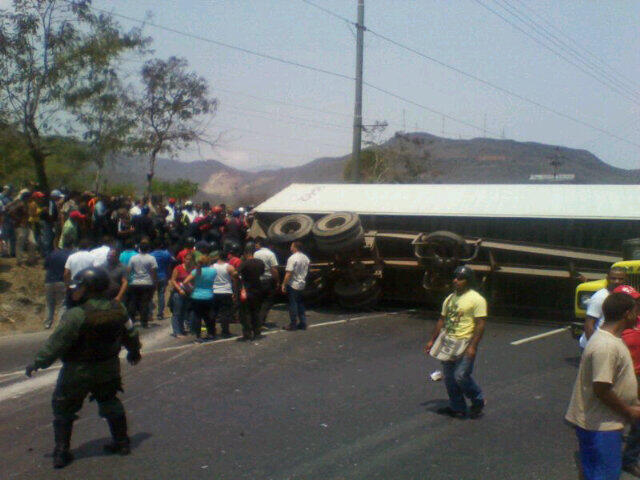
[453,265,475,282]
[71,267,110,295]
[223,238,241,255]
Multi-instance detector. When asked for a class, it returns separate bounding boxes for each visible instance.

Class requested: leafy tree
[150,178,199,200]
[0,0,144,192]
[65,14,148,191]
[343,123,433,183]
[132,56,217,195]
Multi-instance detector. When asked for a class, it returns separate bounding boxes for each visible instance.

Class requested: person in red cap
[58,210,85,249]
[615,285,640,477]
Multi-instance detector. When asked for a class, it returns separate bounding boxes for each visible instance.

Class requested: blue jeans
[576,427,622,480]
[623,421,640,468]
[170,292,190,335]
[441,355,483,413]
[156,279,168,318]
[287,285,307,326]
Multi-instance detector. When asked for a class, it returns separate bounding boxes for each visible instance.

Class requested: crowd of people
[0,183,312,341]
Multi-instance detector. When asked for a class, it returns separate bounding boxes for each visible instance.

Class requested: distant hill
[103,132,640,203]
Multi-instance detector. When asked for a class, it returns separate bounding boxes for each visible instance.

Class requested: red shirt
[227,255,242,269]
[622,319,640,375]
[173,264,189,284]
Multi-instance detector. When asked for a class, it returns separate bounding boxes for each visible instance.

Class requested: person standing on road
[104,247,128,303]
[25,267,142,469]
[169,251,195,336]
[150,238,175,321]
[424,266,487,419]
[254,237,280,328]
[212,251,239,338]
[239,245,265,340]
[565,292,640,480]
[126,238,158,328]
[281,241,310,331]
[579,266,627,350]
[43,239,73,329]
[183,255,217,342]
[612,285,640,478]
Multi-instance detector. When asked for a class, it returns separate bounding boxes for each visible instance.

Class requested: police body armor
[62,301,128,363]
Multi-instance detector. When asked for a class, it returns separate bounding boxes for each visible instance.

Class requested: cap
[168,198,176,204]
[212,206,223,214]
[69,210,86,220]
[613,285,640,300]
[31,191,45,199]
[18,188,31,199]
[50,189,64,198]
[185,200,193,206]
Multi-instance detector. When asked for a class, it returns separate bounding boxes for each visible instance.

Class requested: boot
[52,418,74,469]
[104,415,131,455]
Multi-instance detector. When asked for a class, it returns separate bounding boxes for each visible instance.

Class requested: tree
[150,178,199,200]
[133,57,217,195]
[64,14,148,191]
[0,0,143,192]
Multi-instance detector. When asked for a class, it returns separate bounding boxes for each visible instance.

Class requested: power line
[510,0,640,94]
[74,1,355,82]
[300,0,640,148]
[471,0,640,106]
[490,0,640,102]
[222,104,350,131]
[215,122,348,150]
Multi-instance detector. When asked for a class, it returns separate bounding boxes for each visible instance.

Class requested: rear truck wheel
[267,214,314,245]
[312,212,361,242]
[316,227,364,254]
[302,271,329,305]
[333,276,380,303]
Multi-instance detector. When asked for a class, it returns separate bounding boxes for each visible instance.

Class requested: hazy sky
[5,1,640,171]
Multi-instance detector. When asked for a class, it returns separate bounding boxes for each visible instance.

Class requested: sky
[3,1,640,171]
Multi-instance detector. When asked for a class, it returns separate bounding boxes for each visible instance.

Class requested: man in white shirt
[89,237,113,268]
[579,267,627,349]
[254,238,280,327]
[281,241,310,331]
[63,239,95,285]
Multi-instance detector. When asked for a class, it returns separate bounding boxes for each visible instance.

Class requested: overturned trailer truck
[249,184,640,319]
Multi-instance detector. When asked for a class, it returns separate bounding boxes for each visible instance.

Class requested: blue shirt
[190,267,217,300]
[119,249,137,267]
[151,249,174,282]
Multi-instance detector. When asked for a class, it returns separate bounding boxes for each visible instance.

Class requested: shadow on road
[420,398,449,412]
[45,432,152,461]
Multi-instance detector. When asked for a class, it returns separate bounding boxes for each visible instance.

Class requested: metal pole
[351,0,364,183]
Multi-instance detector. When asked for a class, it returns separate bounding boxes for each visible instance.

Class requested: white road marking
[510,326,570,346]
[0,309,411,403]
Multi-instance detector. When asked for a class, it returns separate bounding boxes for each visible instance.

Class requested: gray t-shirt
[285,251,310,291]
[105,264,127,299]
[128,253,158,286]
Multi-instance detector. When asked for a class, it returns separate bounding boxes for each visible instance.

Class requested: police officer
[25,267,142,469]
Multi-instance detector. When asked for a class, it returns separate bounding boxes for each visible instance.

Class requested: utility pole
[351,0,364,183]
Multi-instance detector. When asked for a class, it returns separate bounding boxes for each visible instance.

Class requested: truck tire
[267,214,314,244]
[333,276,379,301]
[302,272,328,305]
[312,212,361,241]
[416,231,469,268]
[316,227,364,254]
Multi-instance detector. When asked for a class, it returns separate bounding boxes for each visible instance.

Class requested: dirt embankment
[0,258,47,336]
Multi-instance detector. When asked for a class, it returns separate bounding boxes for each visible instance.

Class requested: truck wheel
[333,276,379,301]
[416,230,469,265]
[312,212,361,241]
[316,227,364,254]
[267,214,314,244]
[336,281,381,309]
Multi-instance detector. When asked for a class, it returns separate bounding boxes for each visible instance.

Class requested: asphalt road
[0,306,626,479]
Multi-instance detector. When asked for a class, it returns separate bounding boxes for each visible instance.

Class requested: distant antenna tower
[441,115,445,136]
[402,109,406,131]
[547,146,567,180]
[483,114,487,137]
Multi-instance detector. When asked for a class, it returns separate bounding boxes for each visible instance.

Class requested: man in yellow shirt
[425,266,487,419]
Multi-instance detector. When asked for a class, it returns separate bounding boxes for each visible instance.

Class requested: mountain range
[104,132,640,204]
